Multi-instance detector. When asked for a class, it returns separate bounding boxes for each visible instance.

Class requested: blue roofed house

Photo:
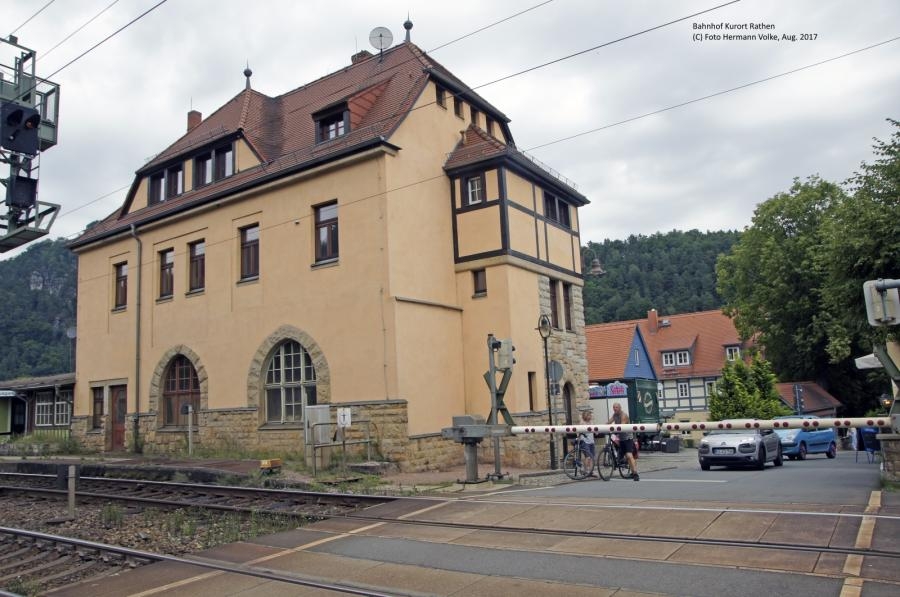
[585,321,660,425]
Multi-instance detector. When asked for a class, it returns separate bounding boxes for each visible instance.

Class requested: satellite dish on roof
[369,27,393,50]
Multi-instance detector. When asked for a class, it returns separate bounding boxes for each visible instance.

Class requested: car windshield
[706,429,756,435]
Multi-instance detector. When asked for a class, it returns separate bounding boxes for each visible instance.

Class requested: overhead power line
[473,0,742,90]
[45,0,169,80]
[40,0,124,61]
[524,36,900,152]
[9,0,57,36]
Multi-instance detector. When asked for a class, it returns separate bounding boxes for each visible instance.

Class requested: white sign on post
[337,407,352,428]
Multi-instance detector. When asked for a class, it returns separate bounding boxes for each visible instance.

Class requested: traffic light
[1,101,41,155]
[5,174,38,209]
[497,339,516,370]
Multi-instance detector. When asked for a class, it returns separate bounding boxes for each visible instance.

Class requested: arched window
[265,341,317,423]
[163,355,200,426]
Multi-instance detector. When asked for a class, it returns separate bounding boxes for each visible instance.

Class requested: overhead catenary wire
[9,0,57,36]
[39,0,124,61]
[43,0,169,81]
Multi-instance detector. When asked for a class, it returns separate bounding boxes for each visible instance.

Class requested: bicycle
[599,434,632,480]
[562,433,596,480]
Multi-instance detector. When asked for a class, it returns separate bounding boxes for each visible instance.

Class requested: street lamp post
[538,313,557,469]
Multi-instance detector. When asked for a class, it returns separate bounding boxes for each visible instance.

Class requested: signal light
[5,175,38,209]
[1,101,41,155]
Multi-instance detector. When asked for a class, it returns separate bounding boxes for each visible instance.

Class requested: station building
[68,34,592,470]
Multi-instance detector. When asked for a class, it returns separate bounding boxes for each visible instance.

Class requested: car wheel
[826,442,837,459]
[700,462,711,471]
[798,442,807,460]
[756,448,766,470]
[774,445,783,467]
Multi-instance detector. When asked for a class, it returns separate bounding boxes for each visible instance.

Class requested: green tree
[583,229,740,324]
[716,122,899,414]
[709,357,791,420]
[716,176,843,382]
[0,238,77,379]
[819,119,900,364]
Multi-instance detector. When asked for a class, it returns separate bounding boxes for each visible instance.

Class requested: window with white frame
[55,390,72,425]
[465,174,485,205]
[265,340,317,423]
[662,352,675,367]
[705,380,716,396]
[633,349,640,367]
[35,392,54,426]
[677,382,690,398]
[676,350,691,365]
[726,346,741,361]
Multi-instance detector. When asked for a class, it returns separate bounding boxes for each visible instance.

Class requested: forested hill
[0,230,740,379]
[582,230,741,324]
[0,239,77,380]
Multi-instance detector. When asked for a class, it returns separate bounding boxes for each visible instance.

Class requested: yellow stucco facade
[69,44,592,469]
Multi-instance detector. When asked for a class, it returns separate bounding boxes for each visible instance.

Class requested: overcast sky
[3,0,898,260]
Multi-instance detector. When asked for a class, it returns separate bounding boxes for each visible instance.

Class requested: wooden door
[111,386,127,451]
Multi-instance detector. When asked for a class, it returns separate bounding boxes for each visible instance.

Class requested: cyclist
[608,402,639,481]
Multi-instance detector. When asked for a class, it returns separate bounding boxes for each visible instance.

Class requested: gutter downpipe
[130,224,143,453]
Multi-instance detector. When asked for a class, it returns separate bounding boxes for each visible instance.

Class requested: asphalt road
[530,450,882,505]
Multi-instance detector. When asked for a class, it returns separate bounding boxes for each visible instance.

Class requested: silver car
[698,428,783,470]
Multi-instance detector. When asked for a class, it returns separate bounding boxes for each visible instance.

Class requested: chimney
[351,50,373,64]
[648,309,658,333]
[187,110,202,132]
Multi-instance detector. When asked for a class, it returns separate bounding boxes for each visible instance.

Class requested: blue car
[773,415,837,460]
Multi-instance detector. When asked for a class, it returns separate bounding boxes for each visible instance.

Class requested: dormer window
[166,165,183,198]
[149,164,185,205]
[314,104,349,143]
[726,346,741,361]
[194,143,234,188]
[663,350,691,367]
[148,173,164,205]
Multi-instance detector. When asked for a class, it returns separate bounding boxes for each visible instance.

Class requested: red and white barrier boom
[511,416,894,435]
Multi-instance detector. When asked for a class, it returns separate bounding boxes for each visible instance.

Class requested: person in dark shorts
[608,402,639,481]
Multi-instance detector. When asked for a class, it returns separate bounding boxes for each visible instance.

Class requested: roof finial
[404,15,413,43]
[243,62,252,90]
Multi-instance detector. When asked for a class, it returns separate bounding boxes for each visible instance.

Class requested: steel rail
[331,511,900,559]
[0,472,392,508]
[0,526,404,597]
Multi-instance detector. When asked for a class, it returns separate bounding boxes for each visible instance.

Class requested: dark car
[698,427,783,470]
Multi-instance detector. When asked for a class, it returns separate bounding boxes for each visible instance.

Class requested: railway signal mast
[0,35,60,253]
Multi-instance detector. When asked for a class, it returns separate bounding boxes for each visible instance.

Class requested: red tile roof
[585,321,639,380]
[71,42,519,249]
[444,124,588,205]
[586,309,746,382]
[775,381,844,415]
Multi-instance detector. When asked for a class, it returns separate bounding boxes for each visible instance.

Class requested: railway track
[0,526,161,595]
[0,472,392,519]
[0,526,404,596]
[2,471,897,594]
[3,472,896,561]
